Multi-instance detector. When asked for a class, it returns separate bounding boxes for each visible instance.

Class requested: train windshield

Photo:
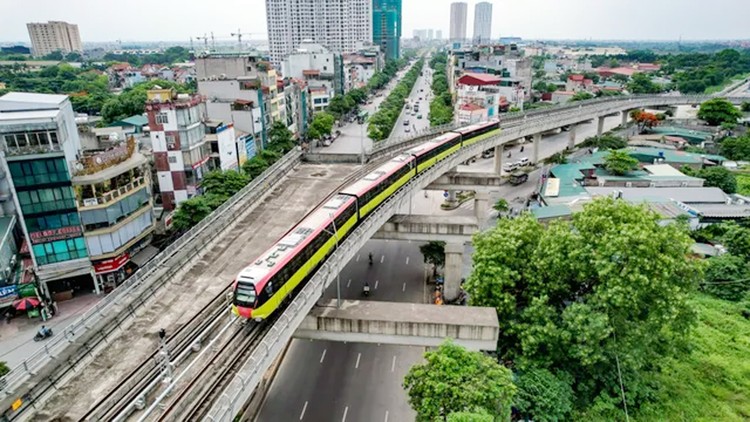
[235,282,257,306]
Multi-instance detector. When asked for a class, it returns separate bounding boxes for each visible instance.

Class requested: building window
[25,212,81,232]
[8,158,69,187]
[32,237,88,265]
[168,156,177,164]
[156,113,169,124]
[17,187,77,215]
[166,135,176,149]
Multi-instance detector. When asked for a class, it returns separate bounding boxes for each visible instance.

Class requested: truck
[509,171,529,186]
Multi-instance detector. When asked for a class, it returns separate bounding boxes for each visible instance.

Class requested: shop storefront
[93,253,130,293]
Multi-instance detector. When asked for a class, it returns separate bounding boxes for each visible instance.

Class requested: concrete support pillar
[532,133,541,164]
[597,116,605,136]
[443,242,464,302]
[621,110,629,126]
[567,124,577,150]
[474,191,490,221]
[493,145,503,175]
[447,190,457,204]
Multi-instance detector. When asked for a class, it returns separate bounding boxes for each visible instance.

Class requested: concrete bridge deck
[295,300,499,351]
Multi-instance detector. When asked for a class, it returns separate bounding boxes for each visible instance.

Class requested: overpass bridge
[294,300,499,351]
[2,94,743,421]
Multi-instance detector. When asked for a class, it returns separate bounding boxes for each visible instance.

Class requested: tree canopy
[702,254,750,301]
[428,53,454,127]
[581,134,628,150]
[464,198,702,414]
[420,241,446,276]
[403,340,516,421]
[368,59,423,140]
[697,98,743,126]
[101,79,193,124]
[719,134,750,161]
[604,149,639,175]
[627,73,664,94]
[307,112,335,140]
[630,109,661,133]
[569,91,594,102]
[697,166,737,194]
[514,367,574,421]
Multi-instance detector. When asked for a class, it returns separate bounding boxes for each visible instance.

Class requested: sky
[1,0,748,43]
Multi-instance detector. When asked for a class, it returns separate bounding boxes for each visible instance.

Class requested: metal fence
[0,150,302,408]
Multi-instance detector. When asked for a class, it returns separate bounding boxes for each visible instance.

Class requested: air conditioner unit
[10,255,16,267]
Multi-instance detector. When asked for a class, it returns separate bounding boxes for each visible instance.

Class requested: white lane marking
[384,410,390,422]
[402,282,406,292]
[405,256,410,265]
[356,254,360,262]
[380,255,385,263]
[347,279,351,288]
[320,349,327,363]
[342,406,349,422]
[408,239,412,243]
[355,353,361,369]
[374,280,379,290]
[300,401,308,420]
[391,355,397,372]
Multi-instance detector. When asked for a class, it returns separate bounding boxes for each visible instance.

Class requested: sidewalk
[0,293,102,368]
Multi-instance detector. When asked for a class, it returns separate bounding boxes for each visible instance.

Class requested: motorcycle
[33,329,53,342]
[363,284,370,297]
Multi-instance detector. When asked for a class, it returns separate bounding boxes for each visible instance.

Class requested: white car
[517,157,530,166]
[405,126,411,133]
[503,162,519,172]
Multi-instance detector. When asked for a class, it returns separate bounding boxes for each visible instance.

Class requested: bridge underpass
[8,94,744,421]
[294,300,499,351]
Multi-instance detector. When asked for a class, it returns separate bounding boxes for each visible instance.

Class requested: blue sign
[0,285,18,300]
[443,191,449,198]
[245,136,257,160]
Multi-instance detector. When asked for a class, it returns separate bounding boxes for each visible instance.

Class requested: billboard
[216,123,239,171]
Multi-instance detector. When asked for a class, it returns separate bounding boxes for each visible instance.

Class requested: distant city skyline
[1,0,749,43]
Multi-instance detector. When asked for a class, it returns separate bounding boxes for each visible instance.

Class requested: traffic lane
[322,239,427,303]
[258,240,427,422]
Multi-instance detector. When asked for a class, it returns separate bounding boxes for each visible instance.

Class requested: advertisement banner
[93,253,130,274]
[30,226,83,245]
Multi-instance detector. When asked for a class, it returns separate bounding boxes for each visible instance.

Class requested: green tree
[514,368,574,422]
[307,112,335,140]
[701,254,750,301]
[697,166,737,194]
[604,150,639,175]
[446,410,494,422]
[241,149,282,179]
[493,198,509,214]
[627,73,663,94]
[719,134,750,161]
[403,340,516,421]
[0,360,9,377]
[570,91,594,102]
[465,199,702,410]
[267,121,295,153]
[697,98,742,126]
[741,101,750,112]
[420,241,446,276]
[201,170,249,198]
[723,223,750,260]
[101,79,191,124]
[581,134,628,150]
[171,194,226,231]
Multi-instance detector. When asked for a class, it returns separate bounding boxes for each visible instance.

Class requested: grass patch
[634,294,750,421]
[737,174,750,196]
[704,73,750,94]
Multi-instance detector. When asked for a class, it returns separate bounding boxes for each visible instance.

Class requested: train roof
[403,132,461,158]
[453,121,498,134]
[235,194,356,290]
[339,154,415,197]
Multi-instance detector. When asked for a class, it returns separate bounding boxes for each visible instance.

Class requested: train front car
[231,194,358,321]
[454,120,501,147]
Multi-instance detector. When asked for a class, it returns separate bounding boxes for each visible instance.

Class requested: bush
[514,368,574,422]
[702,254,750,301]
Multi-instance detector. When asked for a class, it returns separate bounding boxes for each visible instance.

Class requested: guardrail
[0,149,303,416]
[204,101,647,418]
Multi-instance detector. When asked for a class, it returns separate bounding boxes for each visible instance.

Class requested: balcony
[78,177,148,209]
[75,137,136,177]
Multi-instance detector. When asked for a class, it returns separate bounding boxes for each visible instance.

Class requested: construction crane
[230,29,263,50]
[195,34,209,50]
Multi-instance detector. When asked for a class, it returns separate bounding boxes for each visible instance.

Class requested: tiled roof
[458,72,502,86]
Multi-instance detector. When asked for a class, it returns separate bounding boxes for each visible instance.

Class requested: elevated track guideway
[1,94,744,421]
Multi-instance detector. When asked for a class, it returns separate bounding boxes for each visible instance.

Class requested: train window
[266,281,273,295]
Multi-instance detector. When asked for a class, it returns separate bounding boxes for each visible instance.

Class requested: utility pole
[210,31,215,51]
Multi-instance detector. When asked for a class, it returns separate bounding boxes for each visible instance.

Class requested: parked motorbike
[363,283,370,297]
[33,328,53,342]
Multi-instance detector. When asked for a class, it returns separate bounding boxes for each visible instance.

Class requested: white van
[517,157,530,167]
[503,162,519,172]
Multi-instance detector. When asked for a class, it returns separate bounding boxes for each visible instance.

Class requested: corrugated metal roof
[585,187,729,204]
[691,204,750,218]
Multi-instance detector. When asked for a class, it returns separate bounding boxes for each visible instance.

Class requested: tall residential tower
[372,0,402,60]
[264,0,372,66]
[26,21,82,57]
[449,2,468,43]
[473,2,493,44]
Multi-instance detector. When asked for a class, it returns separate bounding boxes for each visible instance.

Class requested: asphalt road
[324,60,432,155]
[256,239,426,422]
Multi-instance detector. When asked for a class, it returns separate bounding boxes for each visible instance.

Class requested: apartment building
[146,88,213,211]
[450,2,468,43]
[449,44,532,103]
[26,21,83,57]
[282,42,345,106]
[265,0,372,66]
[473,2,493,44]
[372,0,402,60]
